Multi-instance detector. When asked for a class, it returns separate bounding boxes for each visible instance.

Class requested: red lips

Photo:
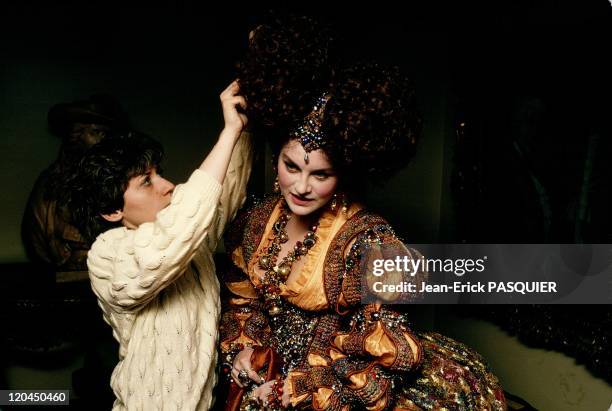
[290,193,313,206]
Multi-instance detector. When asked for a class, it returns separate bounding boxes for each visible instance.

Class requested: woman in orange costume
[218,16,507,411]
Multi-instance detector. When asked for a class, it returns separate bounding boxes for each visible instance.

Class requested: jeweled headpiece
[290,94,331,163]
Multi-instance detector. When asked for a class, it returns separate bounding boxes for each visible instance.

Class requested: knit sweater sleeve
[87,169,222,313]
[203,131,253,252]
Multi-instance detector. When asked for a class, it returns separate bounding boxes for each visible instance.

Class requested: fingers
[230,352,261,387]
[230,367,243,387]
[230,367,263,387]
[281,379,291,407]
[248,369,263,384]
[222,95,246,107]
[282,390,291,407]
[220,80,247,131]
[223,80,239,93]
[220,94,246,108]
[234,95,247,110]
[220,80,240,99]
[236,354,251,371]
[220,91,248,131]
[220,93,248,123]
[251,385,263,401]
[252,381,274,403]
[239,113,248,127]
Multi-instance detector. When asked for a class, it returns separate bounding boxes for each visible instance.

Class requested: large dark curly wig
[237,14,422,194]
[323,63,421,181]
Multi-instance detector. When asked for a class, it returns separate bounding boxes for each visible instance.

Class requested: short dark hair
[64,131,164,242]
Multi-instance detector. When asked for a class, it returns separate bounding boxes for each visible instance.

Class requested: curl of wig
[236,14,336,133]
[323,63,422,181]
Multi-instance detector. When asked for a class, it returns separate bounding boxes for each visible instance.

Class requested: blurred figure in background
[22,94,130,272]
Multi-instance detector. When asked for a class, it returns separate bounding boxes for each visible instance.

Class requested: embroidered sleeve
[286,304,421,410]
[328,303,422,409]
[219,263,270,353]
[219,303,270,352]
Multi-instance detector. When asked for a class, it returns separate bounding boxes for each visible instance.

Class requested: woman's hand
[230,346,261,387]
[220,80,248,135]
[250,378,290,408]
[250,379,275,406]
[281,378,291,407]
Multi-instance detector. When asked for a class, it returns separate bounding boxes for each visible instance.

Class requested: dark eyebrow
[282,154,333,174]
[282,154,300,168]
[139,170,152,184]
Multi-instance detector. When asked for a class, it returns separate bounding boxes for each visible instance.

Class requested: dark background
[2,1,610,249]
[1,1,611,410]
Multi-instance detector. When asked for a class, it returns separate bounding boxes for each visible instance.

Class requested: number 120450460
[1,390,69,405]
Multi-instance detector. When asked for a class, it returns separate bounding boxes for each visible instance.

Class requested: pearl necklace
[256,201,318,316]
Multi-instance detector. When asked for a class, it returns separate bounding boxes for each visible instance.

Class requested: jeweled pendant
[268,304,282,316]
[278,264,291,277]
[303,237,316,247]
[259,256,270,269]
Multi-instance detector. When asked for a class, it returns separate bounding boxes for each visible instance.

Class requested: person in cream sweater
[66,81,252,410]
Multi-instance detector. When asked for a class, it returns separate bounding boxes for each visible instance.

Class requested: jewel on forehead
[290,94,331,156]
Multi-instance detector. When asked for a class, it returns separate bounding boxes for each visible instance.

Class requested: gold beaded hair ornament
[290,94,331,163]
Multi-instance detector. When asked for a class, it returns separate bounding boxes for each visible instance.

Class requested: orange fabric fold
[236,199,364,312]
[364,321,398,367]
[225,280,258,299]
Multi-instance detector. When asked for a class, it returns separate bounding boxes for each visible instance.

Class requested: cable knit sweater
[87,134,252,410]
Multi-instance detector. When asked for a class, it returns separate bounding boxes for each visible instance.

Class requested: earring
[330,193,348,213]
[341,194,349,214]
[273,176,280,193]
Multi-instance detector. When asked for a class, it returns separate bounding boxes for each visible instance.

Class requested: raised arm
[198,81,247,183]
[203,130,253,252]
[201,80,253,250]
[87,81,248,313]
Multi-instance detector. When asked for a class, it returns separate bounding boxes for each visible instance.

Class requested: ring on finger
[238,369,251,385]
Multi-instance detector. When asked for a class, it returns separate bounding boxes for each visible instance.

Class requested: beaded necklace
[256,201,318,316]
